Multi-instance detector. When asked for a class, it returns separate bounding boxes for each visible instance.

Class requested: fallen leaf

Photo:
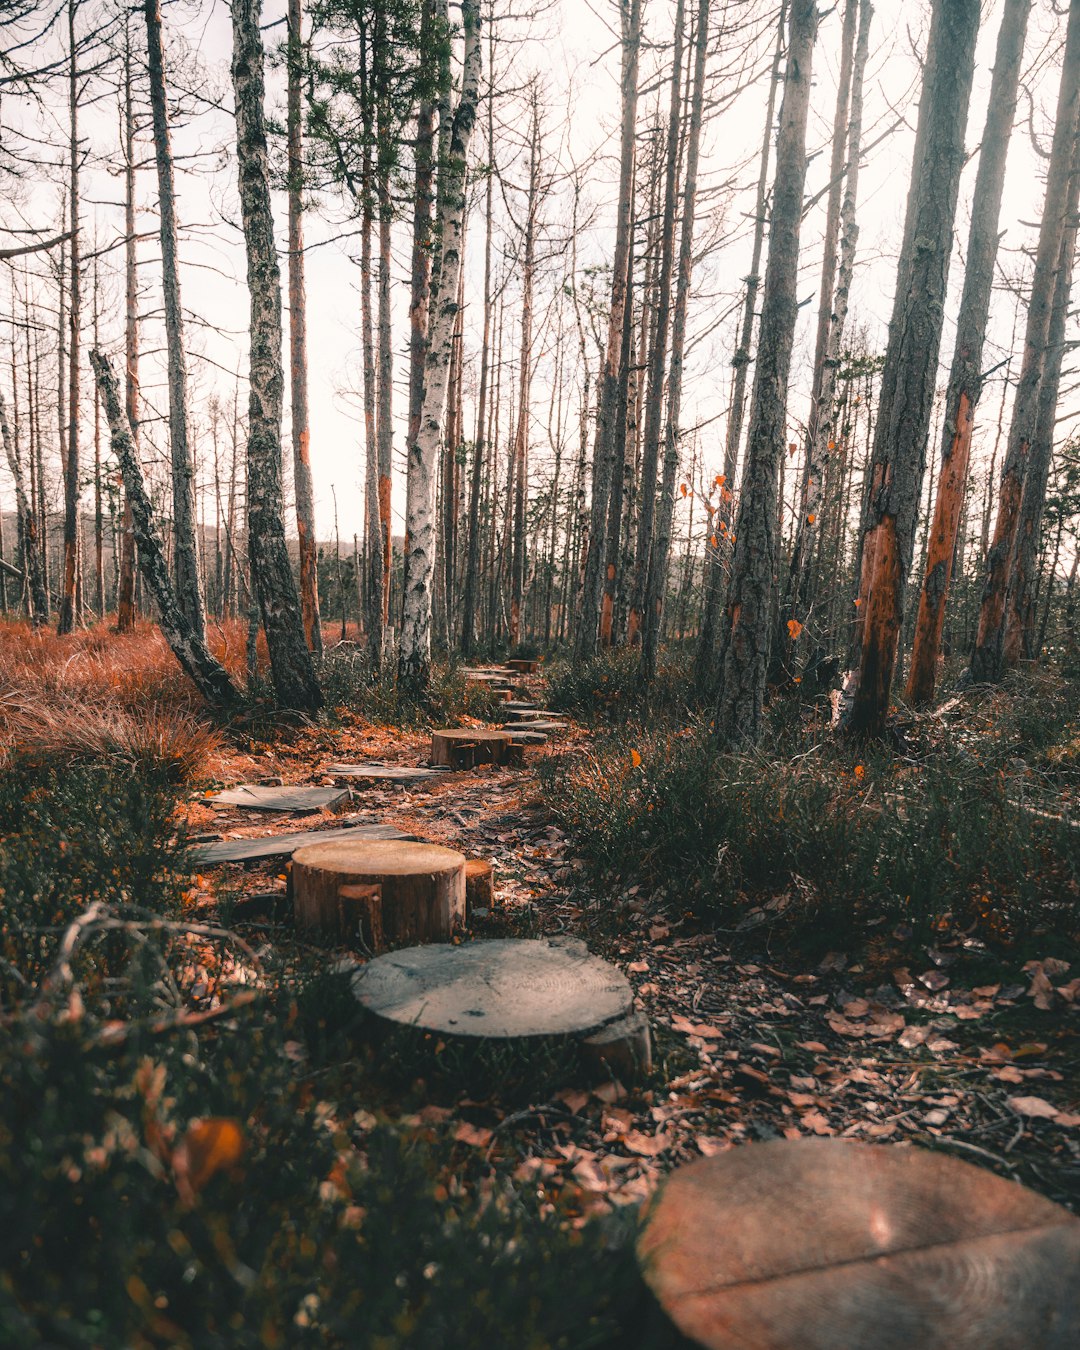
[1006,1096,1059,1120]
[453,1121,494,1147]
[624,1130,671,1157]
[173,1118,244,1204]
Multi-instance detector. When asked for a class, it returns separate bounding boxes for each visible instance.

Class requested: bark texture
[231,0,322,713]
[971,0,1080,683]
[847,0,980,736]
[399,0,481,687]
[715,0,817,745]
[0,386,48,622]
[905,0,1030,705]
[90,351,240,710]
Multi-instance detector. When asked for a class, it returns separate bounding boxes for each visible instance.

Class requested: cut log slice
[503,701,541,712]
[503,707,555,722]
[352,937,633,1039]
[327,762,444,784]
[464,858,495,913]
[193,823,414,866]
[504,658,539,674]
[431,728,513,768]
[500,720,567,734]
[638,1139,1080,1350]
[505,730,547,746]
[208,784,350,813]
[292,839,467,945]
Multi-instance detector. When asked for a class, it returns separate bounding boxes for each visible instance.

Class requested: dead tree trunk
[574,0,641,662]
[714,0,817,744]
[287,0,322,657]
[904,0,1030,704]
[695,2,786,688]
[846,0,980,736]
[231,0,322,713]
[117,19,138,635]
[399,0,481,687]
[375,14,394,637]
[57,0,81,636]
[145,0,205,640]
[971,0,1080,683]
[1003,131,1080,664]
[91,352,240,710]
[510,100,540,649]
[641,0,708,683]
[0,387,48,622]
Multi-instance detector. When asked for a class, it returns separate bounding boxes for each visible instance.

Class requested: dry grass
[0,619,246,784]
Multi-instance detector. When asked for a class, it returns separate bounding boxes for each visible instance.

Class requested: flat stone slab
[352,937,633,1039]
[505,730,548,745]
[639,1139,1080,1350]
[208,784,350,814]
[503,707,556,722]
[500,720,567,734]
[326,762,445,784]
[192,823,414,866]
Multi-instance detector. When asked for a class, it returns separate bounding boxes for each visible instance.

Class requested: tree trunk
[695,2,786,688]
[846,0,980,736]
[375,16,394,638]
[905,0,1030,704]
[117,19,138,635]
[0,387,48,622]
[970,0,1080,683]
[399,0,481,686]
[510,101,540,649]
[642,0,708,684]
[231,0,322,713]
[58,0,81,636]
[91,352,240,710]
[575,0,641,662]
[714,0,817,744]
[287,0,322,657]
[1003,131,1080,664]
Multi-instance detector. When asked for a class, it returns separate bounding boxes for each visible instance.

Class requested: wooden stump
[192,822,414,867]
[464,858,495,913]
[582,1011,652,1079]
[505,658,539,674]
[431,728,512,768]
[292,839,467,945]
[500,719,567,735]
[638,1139,1080,1350]
[327,762,444,784]
[352,937,633,1040]
[208,784,350,814]
[503,707,555,723]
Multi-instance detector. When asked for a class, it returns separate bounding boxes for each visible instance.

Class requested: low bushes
[541,718,1080,946]
[547,648,696,726]
[318,646,504,726]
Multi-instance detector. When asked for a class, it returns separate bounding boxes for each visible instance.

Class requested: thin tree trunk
[847,0,980,735]
[231,0,321,712]
[287,0,322,657]
[642,0,707,684]
[971,0,1080,682]
[375,16,394,637]
[511,101,541,648]
[145,0,205,639]
[91,352,240,709]
[399,0,481,686]
[695,1,786,686]
[0,387,48,622]
[575,0,641,661]
[905,0,1030,704]
[117,20,138,634]
[714,0,817,742]
[58,0,81,635]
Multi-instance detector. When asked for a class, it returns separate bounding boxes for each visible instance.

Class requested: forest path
[183,712,1080,1220]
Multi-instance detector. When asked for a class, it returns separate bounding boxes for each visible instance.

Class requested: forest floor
[183,697,1080,1221]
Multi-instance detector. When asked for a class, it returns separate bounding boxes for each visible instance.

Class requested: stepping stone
[503,707,555,722]
[293,839,467,946]
[504,658,539,674]
[352,936,636,1041]
[503,701,540,712]
[505,729,547,746]
[500,720,567,734]
[638,1138,1080,1350]
[208,784,350,814]
[192,823,414,866]
[327,762,444,784]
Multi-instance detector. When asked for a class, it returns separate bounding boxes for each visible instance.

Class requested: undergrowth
[547,648,697,726]
[541,699,1080,949]
[318,645,505,726]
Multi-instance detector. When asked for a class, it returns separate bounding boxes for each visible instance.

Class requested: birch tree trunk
[846,0,980,736]
[399,0,481,688]
[510,100,540,649]
[904,0,1030,704]
[231,0,322,714]
[641,0,707,684]
[375,10,394,636]
[971,0,1080,683]
[574,0,641,662]
[287,0,322,657]
[694,1,786,687]
[145,0,205,641]
[91,352,240,711]
[0,387,48,623]
[714,0,817,745]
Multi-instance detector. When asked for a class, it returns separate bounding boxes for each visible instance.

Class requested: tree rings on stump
[352,937,634,1042]
[638,1139,1080,1350]
[464,858,495,913]
[430,728,513,769]
[292,839,467,946]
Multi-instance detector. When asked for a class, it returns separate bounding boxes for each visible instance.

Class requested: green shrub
[547,649,696,725]
[542,721,1080,946]
[318,648,504,727]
